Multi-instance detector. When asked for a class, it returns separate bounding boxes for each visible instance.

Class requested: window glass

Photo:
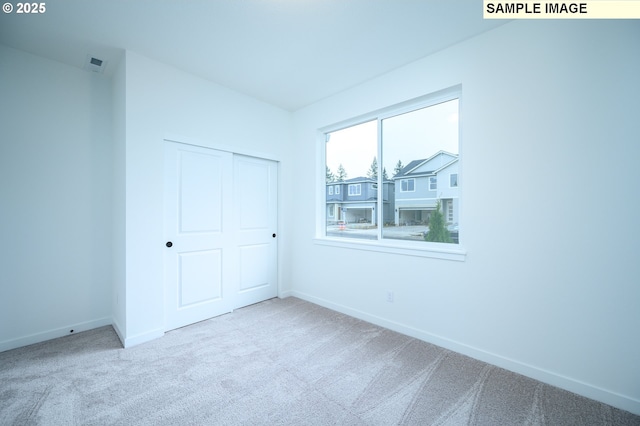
[382,98,459,243]
[324,96,459,245]
[325,120,377,240]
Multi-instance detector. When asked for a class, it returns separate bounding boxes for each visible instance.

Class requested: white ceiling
[0,0,506,111]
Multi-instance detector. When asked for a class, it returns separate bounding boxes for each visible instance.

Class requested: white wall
[0,45,113,351]
[0,45,293,351]
[290,21,640,414]
[119,51,293,346]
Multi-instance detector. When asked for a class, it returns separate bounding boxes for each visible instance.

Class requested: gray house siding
[326,177,395,226]
[345,179,376,202]
[395,176,437,201]
[326,183,344,202]
[392,151,459,226]
[436,161,458,200]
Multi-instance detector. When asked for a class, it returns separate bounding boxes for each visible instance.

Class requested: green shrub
[424,200,452,243]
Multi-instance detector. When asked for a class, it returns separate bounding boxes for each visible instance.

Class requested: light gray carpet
[1,297,638,425]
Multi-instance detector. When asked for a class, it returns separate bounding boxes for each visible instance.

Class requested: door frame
[164,134,280,163]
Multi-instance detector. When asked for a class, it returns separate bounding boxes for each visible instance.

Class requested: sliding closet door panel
[233,155,278,308]
[164,142,233,331]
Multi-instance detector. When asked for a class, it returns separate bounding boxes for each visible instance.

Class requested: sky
[326,99,459,180]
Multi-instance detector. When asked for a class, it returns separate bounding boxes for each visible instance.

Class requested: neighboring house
[393,151,459,227]
[326,150,458,228]
[326,177,395,225]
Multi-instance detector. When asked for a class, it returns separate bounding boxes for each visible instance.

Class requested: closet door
[233,155,278,308]
[164,142,234,331]
[163,142,279,332]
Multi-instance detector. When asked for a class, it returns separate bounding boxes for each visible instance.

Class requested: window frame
[429,176,437,191]
[450,173,458,188]
[348,183,361,196]
[400,178,415,192]
[315,85,465,262]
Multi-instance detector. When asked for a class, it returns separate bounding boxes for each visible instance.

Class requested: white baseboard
[121,327,165,348]
[109,318,164,349]
[0,317,112,353]
[278,290,294,299]
[290,291,640,416]
[111,318,125,347]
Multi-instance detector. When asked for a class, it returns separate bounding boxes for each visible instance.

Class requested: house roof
[344,176,373,183]
[394,151,458,179]
[394,160,429,178]
[326,176,373,185]
[327,176,393,185]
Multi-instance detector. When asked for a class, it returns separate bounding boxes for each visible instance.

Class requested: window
[323,87,462,256]
[429,176,437,191]
[335,185,340,194]
[400,179,415,192]
[328,186,334,195]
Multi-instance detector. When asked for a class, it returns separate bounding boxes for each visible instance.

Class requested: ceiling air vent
[83,54,107,73]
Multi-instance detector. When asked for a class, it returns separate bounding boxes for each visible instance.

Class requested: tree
[382,167,389,181]
[424,200,452,243]
[336,164,347,182]
[393,160,404,177]
[326,166,335,183]
[366,157,378,180]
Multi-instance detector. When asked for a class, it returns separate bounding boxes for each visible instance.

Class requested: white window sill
[313,237,466,261]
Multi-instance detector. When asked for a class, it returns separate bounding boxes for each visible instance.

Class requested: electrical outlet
[386,290,394,303]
